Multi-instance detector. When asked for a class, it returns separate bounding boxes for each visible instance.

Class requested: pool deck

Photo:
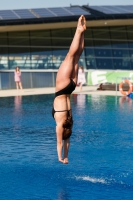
[0,86,123,97]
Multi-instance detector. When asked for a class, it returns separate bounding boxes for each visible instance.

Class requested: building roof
[0,5,133,26]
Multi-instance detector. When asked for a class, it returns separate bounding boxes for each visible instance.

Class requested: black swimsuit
[52,79,76,118]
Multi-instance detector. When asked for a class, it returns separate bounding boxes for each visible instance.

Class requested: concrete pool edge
[0,86,123,97]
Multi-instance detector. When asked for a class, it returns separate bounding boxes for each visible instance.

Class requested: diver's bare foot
[59,158,64,163]
[63,158,69,164]
[77,15,86,33]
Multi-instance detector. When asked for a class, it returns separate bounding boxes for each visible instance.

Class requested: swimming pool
[0,94,133,200]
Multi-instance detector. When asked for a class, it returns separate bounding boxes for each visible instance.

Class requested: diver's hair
[63,116,73,140]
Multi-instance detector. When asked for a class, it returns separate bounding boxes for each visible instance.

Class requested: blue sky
[0,0,133,10]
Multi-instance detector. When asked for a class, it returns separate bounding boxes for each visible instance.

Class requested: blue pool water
[0,94,133,200]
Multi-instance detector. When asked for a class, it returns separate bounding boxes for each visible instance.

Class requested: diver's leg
[71,32,84,84]
[56,15,86,91]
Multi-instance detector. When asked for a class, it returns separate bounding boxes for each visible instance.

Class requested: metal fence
[0,71,57,90]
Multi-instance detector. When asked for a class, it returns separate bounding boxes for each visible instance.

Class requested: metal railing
[0,71,57,90]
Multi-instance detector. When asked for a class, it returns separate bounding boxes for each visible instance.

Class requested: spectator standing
[14,66,23,90]
[77,66,86,91]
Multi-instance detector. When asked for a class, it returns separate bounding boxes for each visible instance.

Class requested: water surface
[0,94,133,200]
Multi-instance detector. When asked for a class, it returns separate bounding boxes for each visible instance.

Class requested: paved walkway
[0,86,122,97]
